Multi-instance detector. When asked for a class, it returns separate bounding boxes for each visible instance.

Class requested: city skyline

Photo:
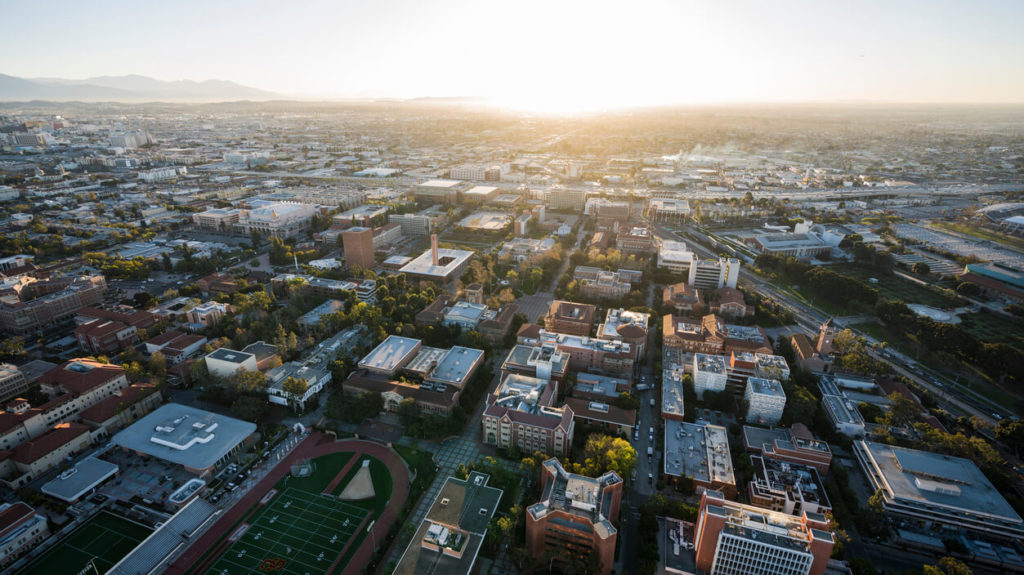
[2,0,1023,114]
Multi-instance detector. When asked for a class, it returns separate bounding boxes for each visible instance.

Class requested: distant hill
[0,73,280,102]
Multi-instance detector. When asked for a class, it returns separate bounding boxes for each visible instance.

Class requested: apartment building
[482,374,573,457]
[0,502,49,570]
[0,365,29,404]
[693,354,729,399]
[744,377,787,425]
[526,459,622,575]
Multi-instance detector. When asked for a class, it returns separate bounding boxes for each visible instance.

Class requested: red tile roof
[37,359,125,395]
[0,502,34,536]
[13,422,90,464]
[79,384,157,424]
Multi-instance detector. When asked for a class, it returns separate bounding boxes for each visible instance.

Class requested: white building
[204,348,258,379]
[693,354,728,399]
[743,377,786,426]
[235,201,319,238]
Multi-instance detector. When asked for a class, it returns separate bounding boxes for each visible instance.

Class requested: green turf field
[205,487,370,575]
[20,511,152,575]
[202,451,393,575]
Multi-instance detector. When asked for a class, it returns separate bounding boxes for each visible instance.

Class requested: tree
[232,368,268,393]
[578,434,637,479]
[995,419,1024,458]
[148,352,167,377]
[282,376,308,398]
[955,281,981,297]
[231,395,269,423]
[922,557,972,575]
[880,392,920,428]
[831,329,860,355]
[0,336,26,361]
[911,262,931,275]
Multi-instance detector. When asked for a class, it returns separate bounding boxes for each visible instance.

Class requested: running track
[164,433,411,575]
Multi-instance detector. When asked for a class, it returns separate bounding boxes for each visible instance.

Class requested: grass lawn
[958,310,1024,348]
[394,445,438,509]
[21,511,152,575]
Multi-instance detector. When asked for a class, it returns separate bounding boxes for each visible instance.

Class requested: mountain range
[0,73,280,102]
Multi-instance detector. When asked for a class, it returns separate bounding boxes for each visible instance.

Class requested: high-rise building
[743,377,787,425]
[694,491,834,575]
[342,226,376,270]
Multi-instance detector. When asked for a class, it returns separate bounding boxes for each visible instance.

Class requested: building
[791,333,831,373]
[564,397,635,436]
[460,184,500,201]
[574,372,631,401]
[527,330,634,377]
[0,365,28,404]
[0,275,107,335]
[663,420,736,497]
[497,237,555,263]
[78,384,162,438]
[501,344,570,383]
[854,440,1024,541]
[394,471,503,575]
[196,273,238,297]
[959,263,1024,303]
[464,283,484,305]
[691,258,741,290]
[482,374,573,456]
[346,336,484,415]
[647,199,691,223]
[693,354,728,399]
[333,204,389,228]
[662,369,687,422]
[270,274,378,303]
[0,422,93,485]
[388,212,435,237]
[694,491,834,575]
[749,233,830,259]
[297,300,345,330]
[39,457,119,504]
[575,269,633,299]
[749,456,831,517]
[663,314,772,355]
[143,332,207,365]
[266,360,331,411]
[0,502,48,569]
[514,214,532,236]
[457,212,511,233]
[657,240,697,275]
[547,187,586,211]
[526,459,622,575]
[414,179,462,203]
[235,201,319,238]
[596,308,649,359]
[616,226,655,255]
[755,353,791,382]
[744,378,786,426]
[663,282,704,315]
[817,375,866,438]
[192,208,241,231]
[589,199,632,224]
[110,403,256,476]
[545,301,596,337]
[342,226,376,270]
[478,303,518,344]
[710,287,753,318]
[742,426,832,474]
[204,347,259,378]
[185,301,230,330]
[399,235,473,284]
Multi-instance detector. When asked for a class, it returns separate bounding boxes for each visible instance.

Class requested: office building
[482,374,573,456]
[394,472,503,575]
[235,201,319,238]
[710,287,753,318]
[333,204,389,228]
[749,456,831,517]
[545,301,596,337]
[663,282,704,314]
[663,314,772,356]
[388,212,436,237]
[817,375,865,438]
[691,258,741,290]
[694,491,834,575]
[547,187,586,211]
[191,208,241,231]
[597,308,649,359]
[575,269,634,299]
[854,441,1024,541]
[657,240,697,275]
[342,226,376,270]
[616,226,655,255]
[744,378,786,426]
[663,420,736,497]
[527,330,634,377]
[413,179,462,203]
[500,344,570,384]
[749,233,830,259]
[0,275,107,335]
[526,459,622,575]
[204,347,259,378]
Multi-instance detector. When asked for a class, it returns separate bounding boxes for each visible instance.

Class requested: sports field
[206,487,370,575]
[21,511,152,575]
[197,450,393,575]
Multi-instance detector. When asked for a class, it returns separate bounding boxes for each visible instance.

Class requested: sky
[2,0,1023,113]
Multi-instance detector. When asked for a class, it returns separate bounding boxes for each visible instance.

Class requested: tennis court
[20,511,152,575]
[205,487,370,575]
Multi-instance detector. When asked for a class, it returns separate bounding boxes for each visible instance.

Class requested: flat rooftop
[359,335,421,373]
[664,420,734,487]
[662,370,686,419]
[419,179,460,188]
[858,441,1024,524]
[576,372,628,399]
[206,347,255,364]
[694,353,727,374]
[399,247,473,279]
[463,185,498,197]
[746,377,786,398]
[111,403,256,469]
[428,346,484,387]
[40,457,119,503]
[458,212,511,231]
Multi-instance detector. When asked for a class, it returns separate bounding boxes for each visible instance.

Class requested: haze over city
[2,0,1024,113]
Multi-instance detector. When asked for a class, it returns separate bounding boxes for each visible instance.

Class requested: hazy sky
[3,0,1023,112]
